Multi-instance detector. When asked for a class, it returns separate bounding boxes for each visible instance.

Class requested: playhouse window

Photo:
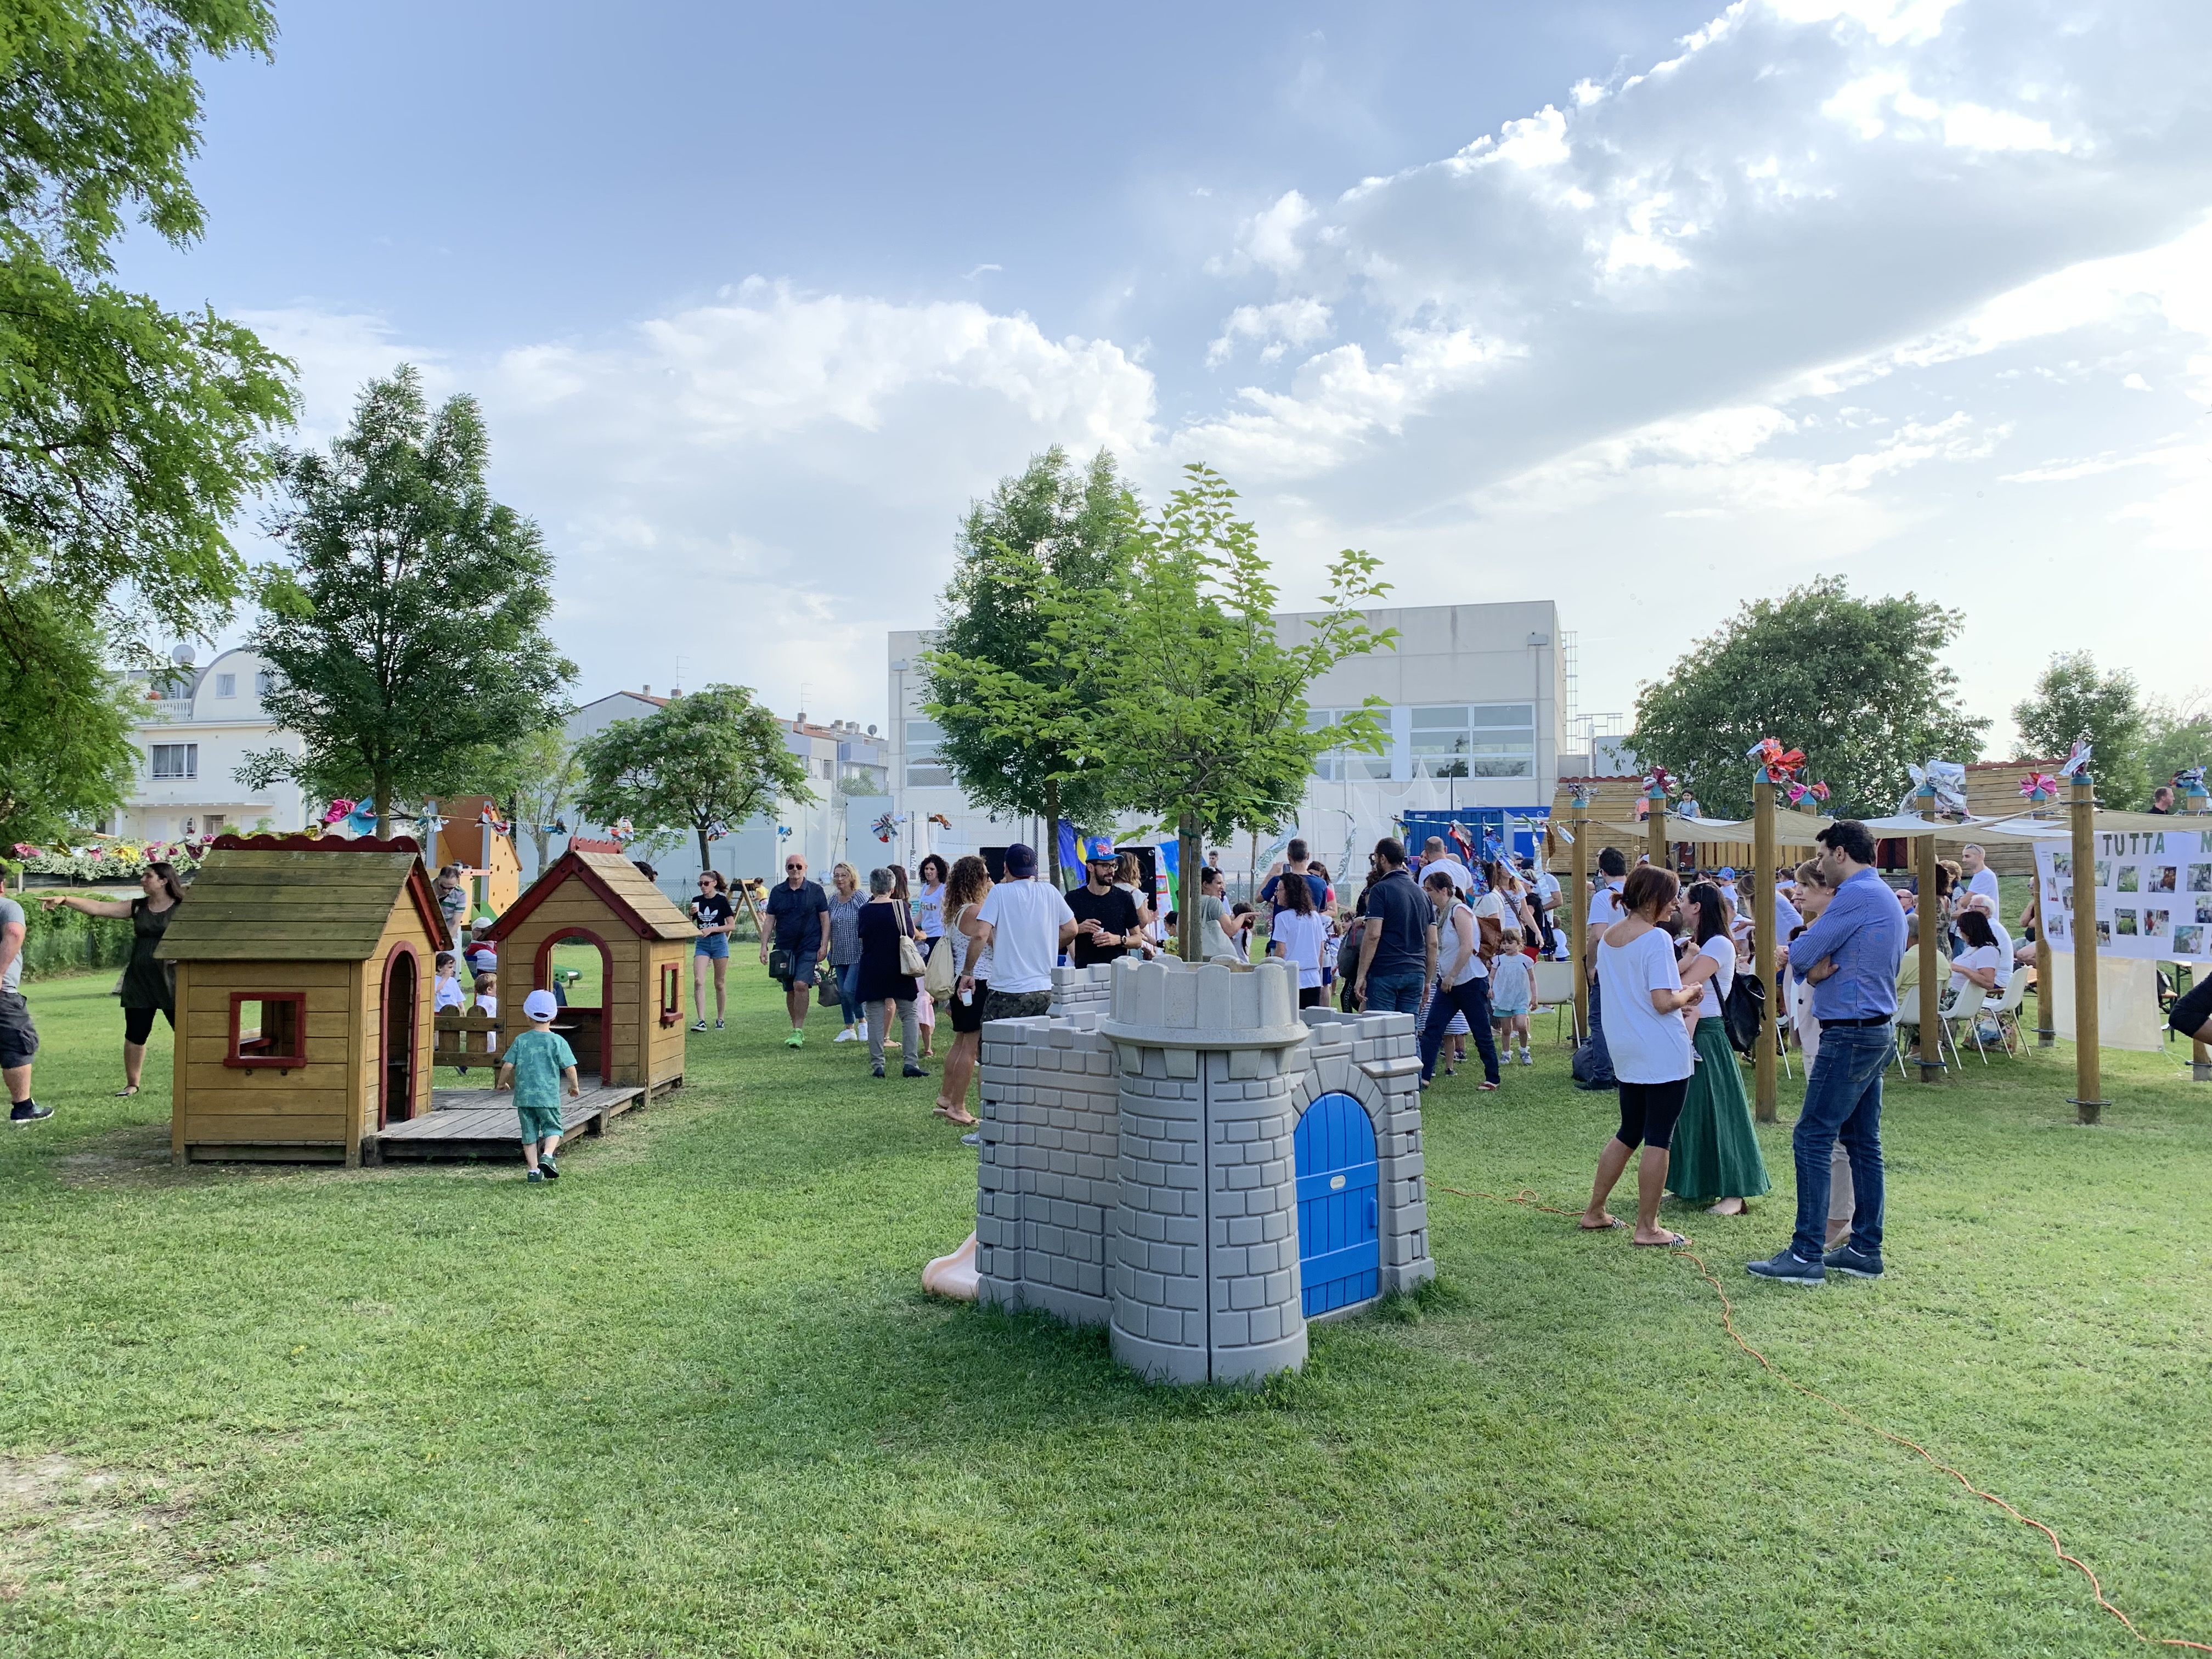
[660,962,681,1025]
[227,992,307,1069]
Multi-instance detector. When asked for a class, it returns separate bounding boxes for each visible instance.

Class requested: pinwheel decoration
[2177,768,2209,810]
[1898,760,1966,817]
[1446,821,1477,870]
[776,825,793,840]
[321,799,356,826]
[1641,766,1677,800]
[611,817,635,844]
[2057,738,2092,780]
[2018,771,2058,805]
[1786,778,1831,806]
[871,811,899,844]
[927,813,953,832]
[1746,737,1805,785]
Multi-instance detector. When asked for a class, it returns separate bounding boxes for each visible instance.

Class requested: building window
[150,743,198,780]
[905,719,952,788]
[226,992,307,1070]
[255,669,274,696]
[1308,709,1393,781]
[202,814,226,836]
[215,673,236,698]
[1410,704,1535,780]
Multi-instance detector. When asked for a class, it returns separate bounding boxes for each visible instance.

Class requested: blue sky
[127,0,2212,742]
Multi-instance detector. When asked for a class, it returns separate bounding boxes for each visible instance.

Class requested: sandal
[1633,1231,1690,1249]
[1578,1215,1626,1232]
[113,1085,139,1098]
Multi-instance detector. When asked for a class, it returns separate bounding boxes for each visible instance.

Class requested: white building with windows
[886,599,1570,874]
[117,646,306,842]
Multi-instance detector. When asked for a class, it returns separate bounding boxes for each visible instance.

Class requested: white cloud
[1205,298,1334,366]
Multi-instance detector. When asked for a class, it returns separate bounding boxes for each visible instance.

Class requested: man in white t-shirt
[963,843,1076,1024]
[1959,844,2001,911]
[1527,857,1565,957]
[1419,837,1472,895]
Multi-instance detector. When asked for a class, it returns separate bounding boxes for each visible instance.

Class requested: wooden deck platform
[366,1083,646,1161]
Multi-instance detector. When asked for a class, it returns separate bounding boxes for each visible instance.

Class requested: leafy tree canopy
[573,684,812,876]
[921,446,1135,883]
[0,584,136,848]
[1,0,294,653]
[2142,692,2211,799]
[2013,651,2151,809]
[239,368,575,835]
[1629,576,1988,820]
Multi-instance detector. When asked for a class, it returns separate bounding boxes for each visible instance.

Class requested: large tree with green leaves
[0,586,137,849]
[1629,577,1987,820]
[2012,651,2150,808]
[239,368,575,836]
[921,446,1135,888]
[1024,464,1393,957]
[2143,692,2210,800]
[1,1,295,652]
[573,685,812,876]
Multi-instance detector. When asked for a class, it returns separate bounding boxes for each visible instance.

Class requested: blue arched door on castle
[1294,1092,1379,1316]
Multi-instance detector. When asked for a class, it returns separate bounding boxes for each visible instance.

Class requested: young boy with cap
[498,988,579,1181]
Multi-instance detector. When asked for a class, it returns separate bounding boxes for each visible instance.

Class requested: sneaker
[1572,1077,1615,1092]
[1520,1048,1533,1066]
[1477,1080,1500,1092]
[526,1168,547,1182]
[691,1019,709,1033]
[902,1064,927,1079]
[1745,1248,1825,1286]
[1822,1243,1884,1279]
[871,1063,885,1079]
[9,1102,53,1126]
[539,1156,560,1180]
[960,1131,981,1147]
[834,1028,858,1044]
[714,1019,724,1031]
[785,1030,804,1048]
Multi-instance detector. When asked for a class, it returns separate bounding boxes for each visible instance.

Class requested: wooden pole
[1916,828,1943,1083]
[2035,901,2055,1047]
[2070,773,2103,1124]
[1752,780,1776,1124]
[1570,801,1589,1046]
[1646,791,1667,873]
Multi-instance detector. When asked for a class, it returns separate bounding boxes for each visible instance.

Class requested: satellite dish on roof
[170,642,196,668]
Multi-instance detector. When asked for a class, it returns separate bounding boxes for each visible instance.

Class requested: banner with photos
[2035,828,2212,964]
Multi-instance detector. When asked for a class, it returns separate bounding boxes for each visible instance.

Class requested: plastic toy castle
[971,956,1435,1385]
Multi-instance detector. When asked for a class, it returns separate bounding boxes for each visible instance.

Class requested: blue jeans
[1583,974,1616,1084]
[836,961,864,1026]
[1363,968,1425,1017]
[1791,1021,1891,1261]
[1420,975,1500,1084]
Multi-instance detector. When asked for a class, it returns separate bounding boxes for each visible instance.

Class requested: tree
[488,725,583,872]
[921,447,1136,888]
[0,2,295,845]
[2012,652,2150,808]
[1,2,294,648]
[2143,691,2211,799]
[573,685,812,876]
[239,369,576,836]
[1629,577,1987,820]
[0,588,137,849]
[1056,464,1393,958]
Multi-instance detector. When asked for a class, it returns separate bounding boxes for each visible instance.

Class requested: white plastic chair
[1533,958,1580,1043]
[1979,973,2029,1059]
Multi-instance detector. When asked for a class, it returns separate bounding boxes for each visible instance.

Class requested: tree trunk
[374,771,391,842]
[1177,814,1200,962]
[1045,777,1062,891]
[697,825,714,879]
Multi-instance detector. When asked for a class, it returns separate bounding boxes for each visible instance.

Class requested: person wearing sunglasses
[760,854,831,1048]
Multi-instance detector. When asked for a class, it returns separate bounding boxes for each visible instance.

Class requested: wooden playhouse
[483,848,691,1096]
[158,835,445,1165]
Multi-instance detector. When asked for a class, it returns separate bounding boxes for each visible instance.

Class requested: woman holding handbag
[931,856,991,1125]
[856,867,926,1080]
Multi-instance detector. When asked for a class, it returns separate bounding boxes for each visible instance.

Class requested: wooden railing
[432,1011,509,1068]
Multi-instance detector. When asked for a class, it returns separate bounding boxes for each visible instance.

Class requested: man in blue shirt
[1748,820,1906,1286]
[1352,838,1432,1015]
[759,854,831,1048]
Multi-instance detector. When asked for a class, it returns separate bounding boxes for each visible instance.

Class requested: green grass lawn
[1,970,2207,1657]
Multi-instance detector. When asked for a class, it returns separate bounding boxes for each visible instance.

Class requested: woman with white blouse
[1666,882,1771,1217]
[1578,866,1704,1248]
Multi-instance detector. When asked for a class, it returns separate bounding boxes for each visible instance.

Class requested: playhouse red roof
[486,848,693,943]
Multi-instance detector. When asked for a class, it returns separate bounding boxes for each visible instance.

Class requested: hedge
[12,892,137,982]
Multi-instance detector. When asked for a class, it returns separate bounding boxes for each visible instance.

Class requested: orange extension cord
[1435,1184,2211,1652]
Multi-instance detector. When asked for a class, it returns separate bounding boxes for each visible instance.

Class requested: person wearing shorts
[1578,866,1701,1247]
[499,989,578,1181]
[760,856,831,1047]
[687,872,736,1032]
[1,867,46,1125]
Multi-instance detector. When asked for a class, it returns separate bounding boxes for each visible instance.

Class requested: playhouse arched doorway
[1293,1091,1379,1316]
[538,926,612,1085]
[380,943,420,1127]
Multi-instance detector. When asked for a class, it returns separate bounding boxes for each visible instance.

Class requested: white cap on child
[522,989,559,1021]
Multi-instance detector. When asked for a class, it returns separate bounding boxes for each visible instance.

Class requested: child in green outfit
[498,989,580,1181]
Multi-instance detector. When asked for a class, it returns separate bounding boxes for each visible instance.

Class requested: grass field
[1,969,2207,1657]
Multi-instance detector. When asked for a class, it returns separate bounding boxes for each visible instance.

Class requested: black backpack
[1723,972,1767,1057]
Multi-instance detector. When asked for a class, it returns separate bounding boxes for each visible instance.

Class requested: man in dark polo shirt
[759,853,830,1048]
[1352,838,1432,1015]
[1065,839,1143,969]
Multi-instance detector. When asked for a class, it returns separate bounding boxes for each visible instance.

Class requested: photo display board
[2036,828,2212,963]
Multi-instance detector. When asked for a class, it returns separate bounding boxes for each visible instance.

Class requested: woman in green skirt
[1667,882,1770,1216]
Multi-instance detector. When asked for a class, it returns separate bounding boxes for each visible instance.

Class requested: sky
[126,0,2212,747]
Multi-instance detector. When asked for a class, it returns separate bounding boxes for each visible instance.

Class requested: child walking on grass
[499,989,579,1181]
[1489,927,1536,1066]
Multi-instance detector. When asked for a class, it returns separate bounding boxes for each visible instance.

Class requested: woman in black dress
[43,860,185,1096]
[856,867,924,1080]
